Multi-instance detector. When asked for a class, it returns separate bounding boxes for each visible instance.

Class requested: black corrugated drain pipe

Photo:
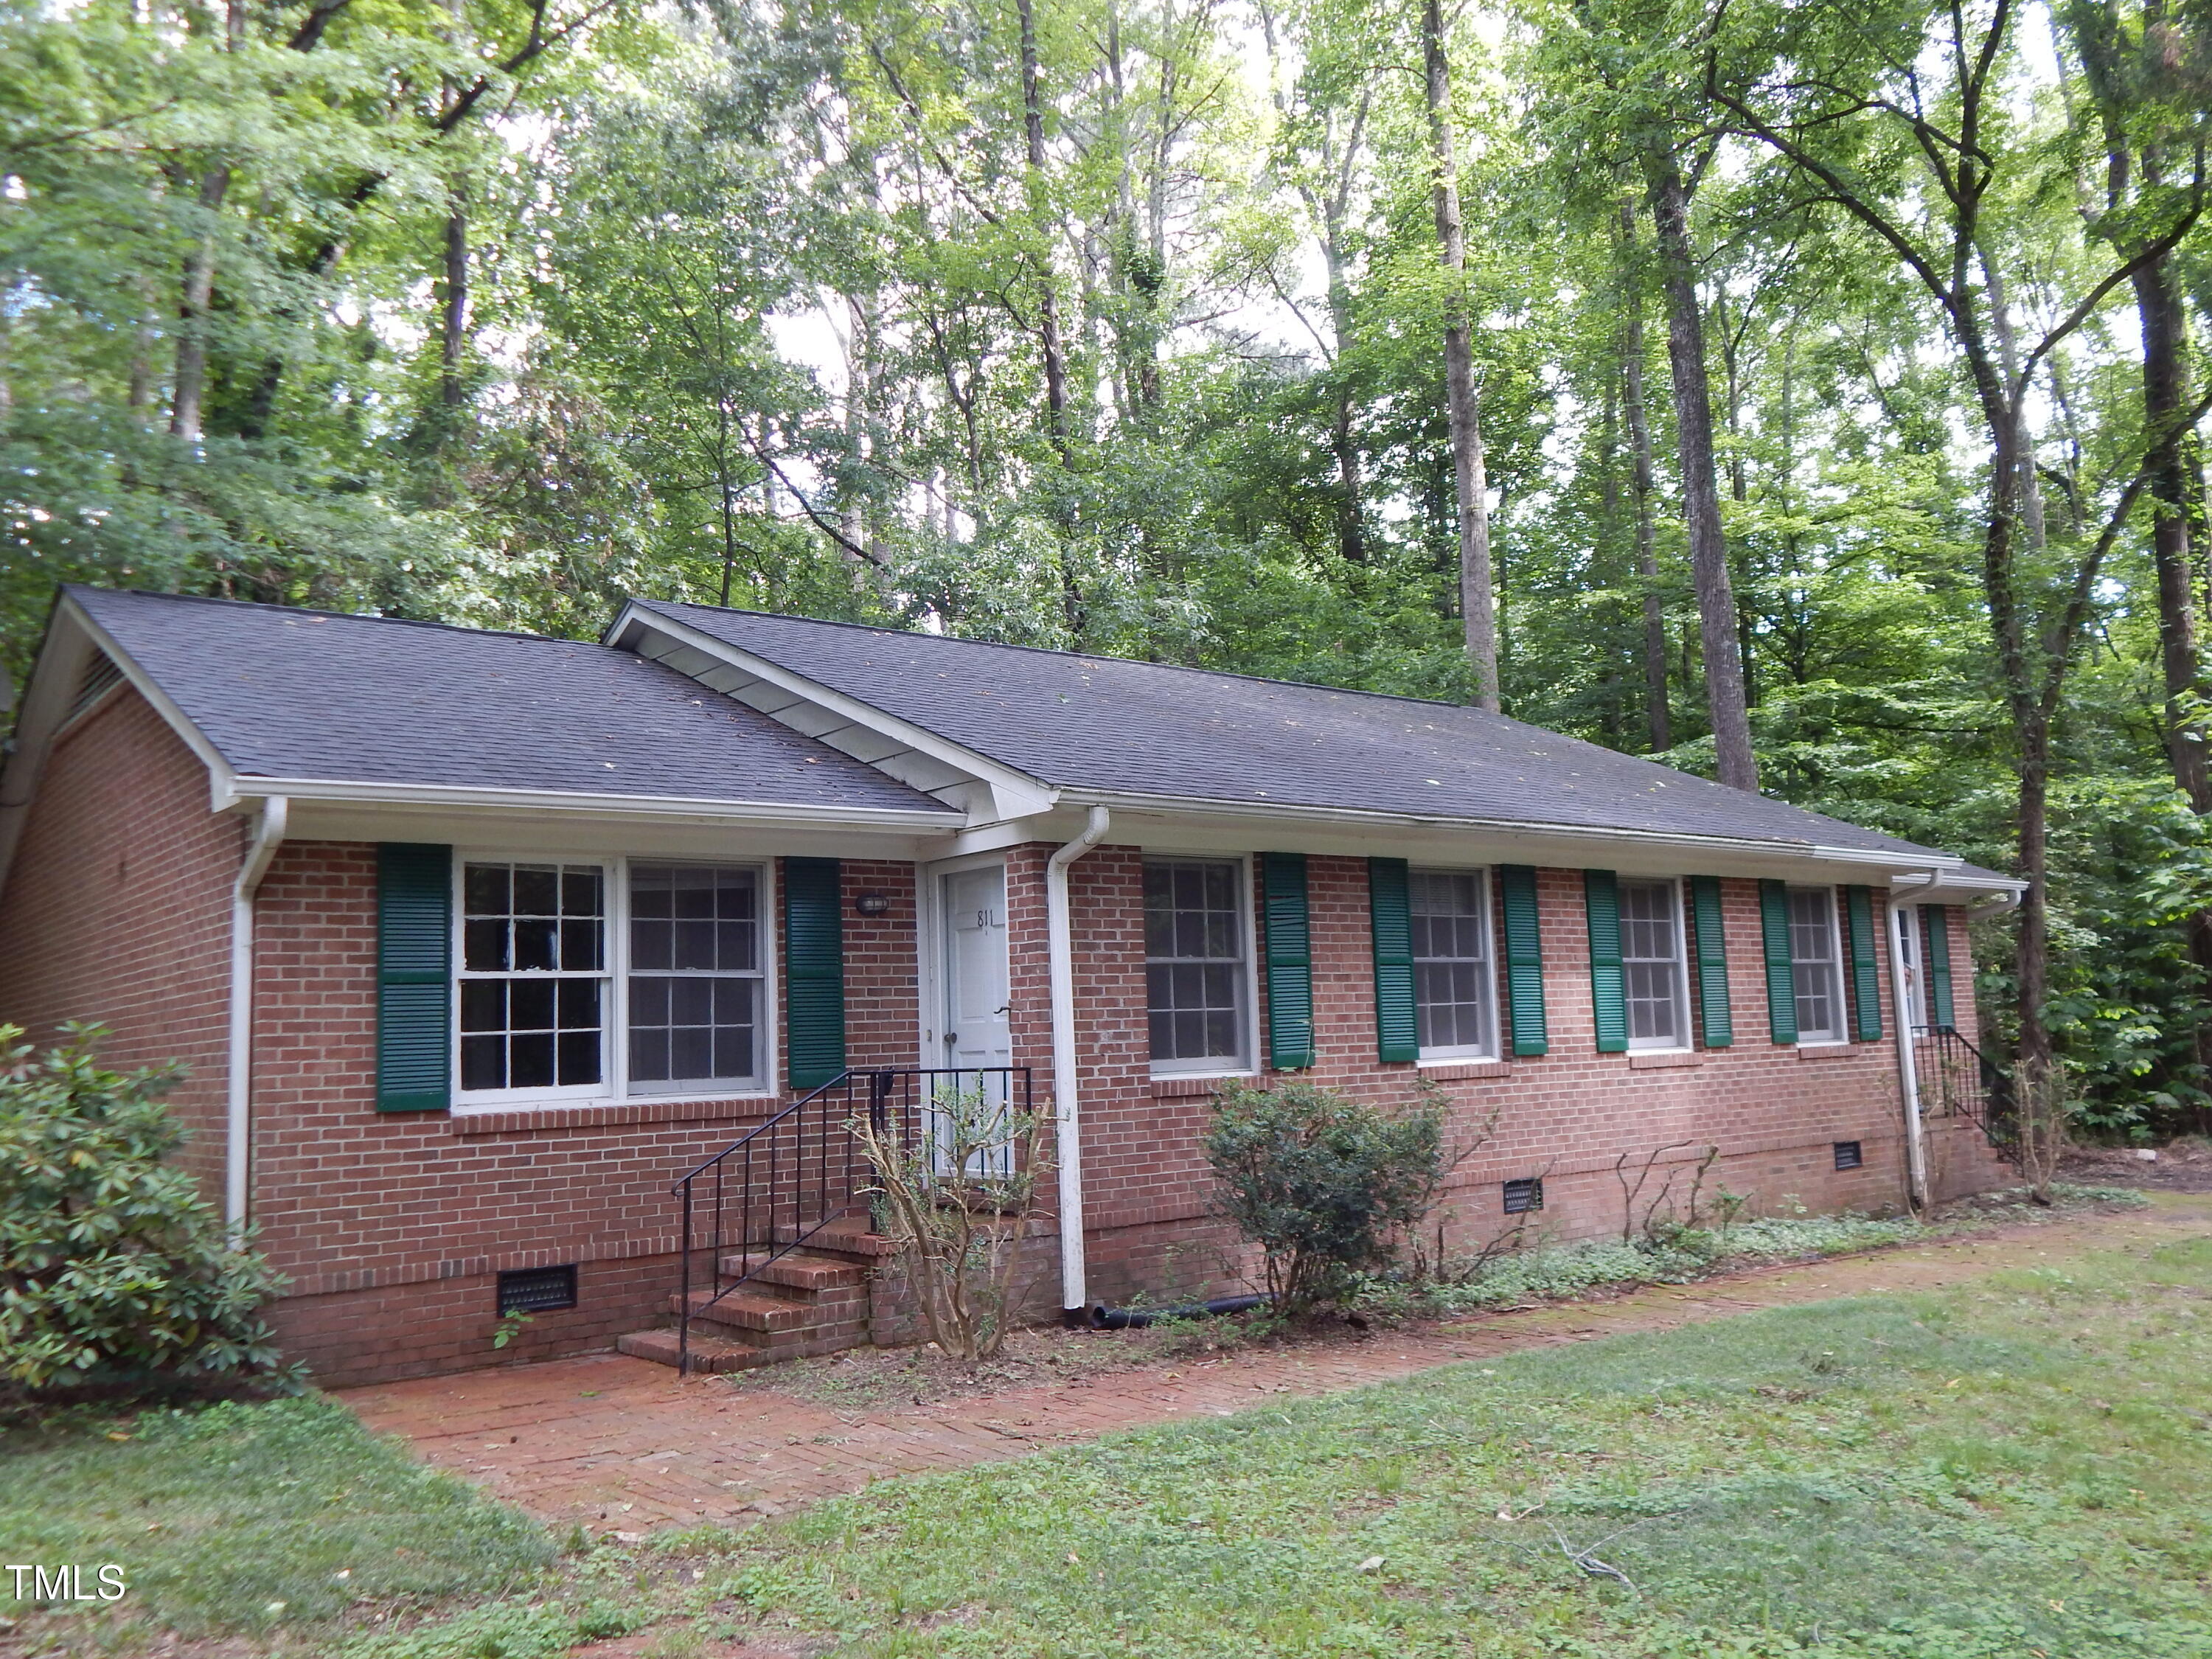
[1085,1293,1267,1330]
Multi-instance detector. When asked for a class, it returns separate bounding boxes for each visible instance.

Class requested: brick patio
[342,1196,2210,1535]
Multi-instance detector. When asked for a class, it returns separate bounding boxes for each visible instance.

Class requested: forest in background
[1,0,2208,1132]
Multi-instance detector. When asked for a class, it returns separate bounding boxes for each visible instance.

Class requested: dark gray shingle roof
[637,600,1950,859]
[72,588,956,816]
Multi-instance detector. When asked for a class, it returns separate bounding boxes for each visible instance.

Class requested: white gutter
[1054,787,1967,875]
[1888,873,1937,1211]
[226,797,288,1235]
[205,773,961,830]
[1046,805,1111,1316]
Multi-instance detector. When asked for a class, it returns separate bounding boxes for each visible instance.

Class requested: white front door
[941,865,1012,1071]
[1893,902,1927,1031]
[938,865,1012,1173]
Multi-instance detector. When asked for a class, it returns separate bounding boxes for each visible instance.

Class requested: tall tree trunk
[1016,0,1069,460]
[1321,215,1366,564]
[439,184,470,411]
[1618,201,1669,754]
[1015,0,1081,636]
[170,0,245,444]
[169,164,230,442]
[1646,154,1757,790]
[1421,0,1498,711]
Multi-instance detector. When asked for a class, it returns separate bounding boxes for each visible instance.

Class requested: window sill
[1150,1071,1253,1099]
[447,1093,781,1137]
[1419,1058,1510,1080]
[1628,1050,1702,1070]
[1795,1042,1862,1059]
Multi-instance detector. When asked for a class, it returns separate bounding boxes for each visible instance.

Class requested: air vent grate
[1832,1141,1864,1171]
[496,1264,577,1315]
[1503,1177,1544,1215]
[65,653,124,725]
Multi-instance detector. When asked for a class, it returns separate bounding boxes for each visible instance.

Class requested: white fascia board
[1056,788,1968,879]
[608,603,1057,824]
[209,772,965,831]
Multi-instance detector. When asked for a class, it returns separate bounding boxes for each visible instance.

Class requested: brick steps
[620,1234,892,1371]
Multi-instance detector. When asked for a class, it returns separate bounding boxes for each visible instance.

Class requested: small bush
[1203,1079,1444,1315]
[0,1023,287,1398]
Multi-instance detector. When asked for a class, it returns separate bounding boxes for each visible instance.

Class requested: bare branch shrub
[849,1081,1048,1363]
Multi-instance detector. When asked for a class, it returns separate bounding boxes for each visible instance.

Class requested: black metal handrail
[670,1065,1034,1374]
[1912,1023,2017,1161]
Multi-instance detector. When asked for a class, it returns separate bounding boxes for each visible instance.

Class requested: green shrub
[0,1023,286,1397]
[1203,1079,1444,1315]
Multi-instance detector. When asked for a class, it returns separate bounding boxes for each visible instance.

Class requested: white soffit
[611,607,1055,827]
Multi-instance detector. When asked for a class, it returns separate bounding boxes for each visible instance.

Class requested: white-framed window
[1620,878,1690,1051]
[455,857,772,1108]
[1788,886,1846,1043]
[1144,855,1253,1074]
[1411,868,1498,1060]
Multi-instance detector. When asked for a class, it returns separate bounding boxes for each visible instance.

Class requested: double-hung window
[1145,857,1251,1074]
[1620,879,1689,1050]
[456,858,769,1107]
[1788,886,1846,1043]
[1411,869,1496,1060]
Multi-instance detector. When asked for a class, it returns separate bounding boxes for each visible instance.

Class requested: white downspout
[1888,874,1936,1211]
[1047,805,1110,1318]
[226,797,288,1235]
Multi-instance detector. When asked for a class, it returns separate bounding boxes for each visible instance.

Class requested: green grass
[7,1213,2208,1658]
[695,1231,2212,1658]
[0,1394,557,1644]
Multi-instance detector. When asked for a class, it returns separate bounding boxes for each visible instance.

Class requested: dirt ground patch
[342,1191,2212,1537]
[2063,1135,2212,1192]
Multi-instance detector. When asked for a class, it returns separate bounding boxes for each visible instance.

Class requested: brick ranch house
[0,585,2022,1388]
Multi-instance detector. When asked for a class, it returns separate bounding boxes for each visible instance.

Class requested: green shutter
[1759,880,1798,1045]
[1498,864,1548,1057]
[784,858,847,1089]
[1262,852,1315,1069]
[1584,870,1628,1054]
[1690,874,1733,1048]
[1846,886,1882,1041]
[377,843,451,1112]
[1368,858,1417,1064]
[1923,904,1955,1029]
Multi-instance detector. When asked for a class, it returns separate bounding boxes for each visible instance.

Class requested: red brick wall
[0,689,238,1190]
[1027,849,2012,1307]
[249,849,920,1386]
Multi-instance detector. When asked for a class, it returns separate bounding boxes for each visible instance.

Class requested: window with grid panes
[1411,869,1496,1059]
[1144,858,1249,1071]
[627,864,765,1090]
[1619,879,1688,1049]
[1788,887,1846,1041]
[459,863,607,1093]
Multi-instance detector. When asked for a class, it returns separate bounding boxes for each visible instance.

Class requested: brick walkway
[343,1196,2211,1535]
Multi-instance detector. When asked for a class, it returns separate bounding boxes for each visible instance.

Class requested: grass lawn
[6,1223,2211,1657]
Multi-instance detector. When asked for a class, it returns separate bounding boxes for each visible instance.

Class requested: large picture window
[455,858,768,1106]
[1620,879,1689,1050]
[1788,886,1846,1043]
[1144,857,1251,1073]
[1411,869,1496,1060]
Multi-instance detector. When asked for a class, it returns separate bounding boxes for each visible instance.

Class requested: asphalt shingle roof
[72,588,956,816]
[637,600,1953,860]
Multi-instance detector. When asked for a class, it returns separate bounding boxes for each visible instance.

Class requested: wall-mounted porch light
[854,891,892,917]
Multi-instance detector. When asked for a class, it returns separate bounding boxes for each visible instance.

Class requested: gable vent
[65,652,124,726]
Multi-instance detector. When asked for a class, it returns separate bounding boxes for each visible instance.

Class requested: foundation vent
[497,1264,577,1315]
[1832,1141,1864,1171]
[1503,1177,1543,1215]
